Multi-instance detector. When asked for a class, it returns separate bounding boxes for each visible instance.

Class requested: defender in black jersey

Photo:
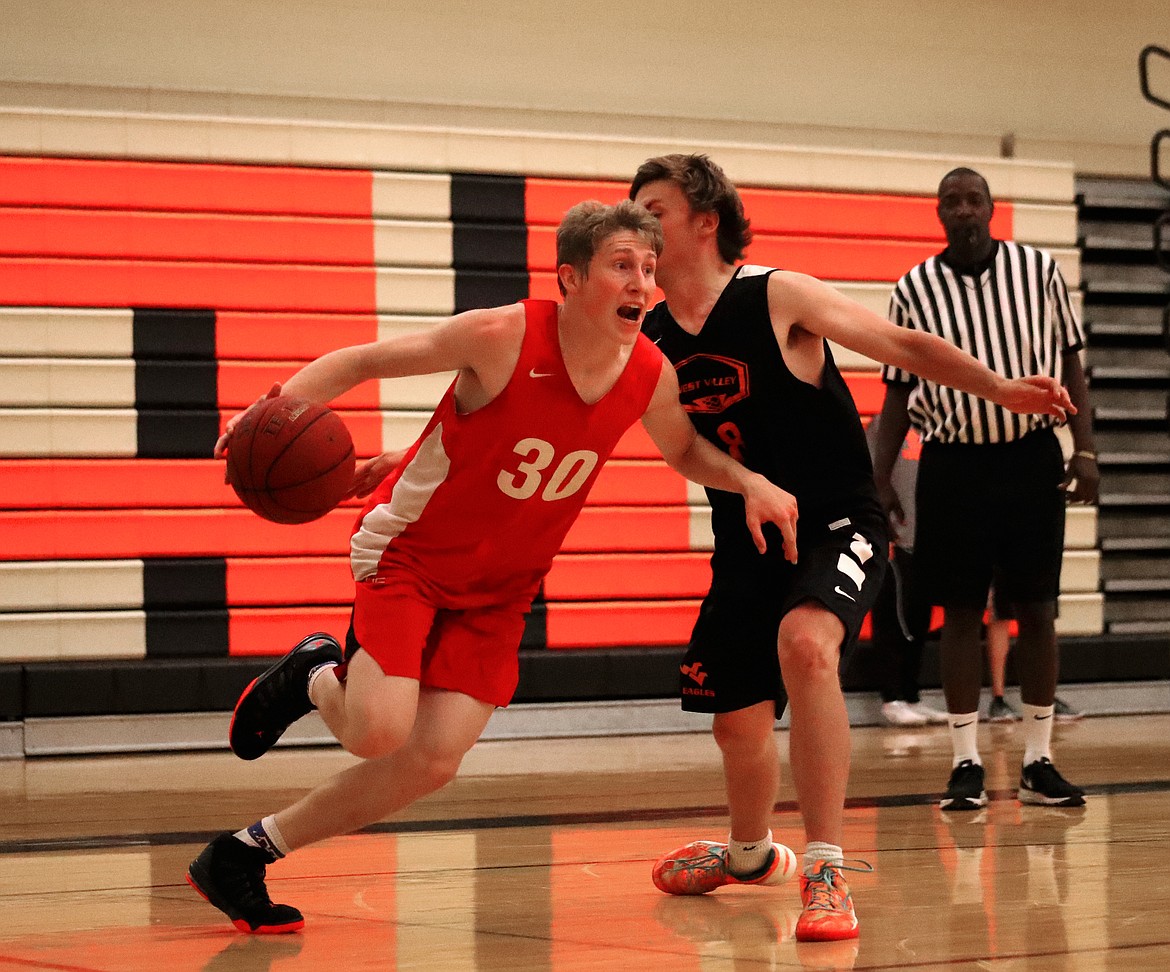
[631,154,1074,944]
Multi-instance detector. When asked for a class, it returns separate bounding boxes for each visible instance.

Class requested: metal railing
[1140,45,1170,355]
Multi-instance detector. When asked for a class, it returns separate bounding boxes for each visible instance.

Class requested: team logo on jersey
[675,354,749,414]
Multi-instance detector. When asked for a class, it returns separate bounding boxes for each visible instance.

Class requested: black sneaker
[187,834,304,934]
[940,759,988,811]
[229,632,342,760]
[1019,757,1086,807]
[985,696,1020,723]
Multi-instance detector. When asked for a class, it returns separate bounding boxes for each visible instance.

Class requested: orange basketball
[225,396,356,524]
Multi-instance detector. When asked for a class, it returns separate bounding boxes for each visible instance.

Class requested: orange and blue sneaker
[652,839,798,895]
[795,859,872,942]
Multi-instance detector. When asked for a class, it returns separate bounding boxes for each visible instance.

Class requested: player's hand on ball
[215,382,283,460]
[347,449,409,499]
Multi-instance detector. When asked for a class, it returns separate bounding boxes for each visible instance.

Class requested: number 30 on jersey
[497,437,599,502]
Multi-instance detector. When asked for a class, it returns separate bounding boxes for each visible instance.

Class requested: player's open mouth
[617,304,642,322]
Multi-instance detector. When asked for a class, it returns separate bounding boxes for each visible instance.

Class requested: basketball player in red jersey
[187,200,801,934]
[629,155,1074,947]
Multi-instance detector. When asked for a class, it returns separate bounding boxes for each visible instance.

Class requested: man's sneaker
[880,700,927,726]
[1054,696,1084,722]
[907,701,950,725]
[940,759,988,811]
[795,859,872,942]
[985,695,1020,723]
[652,839,798,895]
[187,834,304,934]
[1019,757,1086,807]
[229,632,342,760]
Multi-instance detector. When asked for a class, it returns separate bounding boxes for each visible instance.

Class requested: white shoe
[907,701,950,725]
[880,700,928,726]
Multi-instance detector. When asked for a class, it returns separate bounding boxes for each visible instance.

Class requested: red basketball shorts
[347,573,531,708]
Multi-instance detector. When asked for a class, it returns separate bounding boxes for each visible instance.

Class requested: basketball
[225,395,356,524]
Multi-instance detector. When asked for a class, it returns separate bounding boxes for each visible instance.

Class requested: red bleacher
[1,154,943,659]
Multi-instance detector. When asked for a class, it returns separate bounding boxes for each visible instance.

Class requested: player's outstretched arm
[279,306,522,404]
[768,272,1075,419]
[213,305,525,460]
[640,361,799,562]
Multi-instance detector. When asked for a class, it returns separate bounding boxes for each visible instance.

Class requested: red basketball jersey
[351,300,663,607]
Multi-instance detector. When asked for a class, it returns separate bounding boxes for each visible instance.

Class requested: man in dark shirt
[632,154,1073,944]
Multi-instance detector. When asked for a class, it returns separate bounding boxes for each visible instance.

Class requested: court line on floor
[1,777,1167,855]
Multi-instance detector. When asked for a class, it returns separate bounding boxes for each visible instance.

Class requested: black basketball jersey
[643,266,881,564]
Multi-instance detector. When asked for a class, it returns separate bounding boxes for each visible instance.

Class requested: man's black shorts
[914,428,1065,613]
[678,507,888,716]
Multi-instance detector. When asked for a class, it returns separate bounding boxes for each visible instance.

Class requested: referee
[872,167,1098,811]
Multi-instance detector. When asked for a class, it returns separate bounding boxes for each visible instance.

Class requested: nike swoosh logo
[833,585,857,602]
[1033,714,1053,721]
[529,368,554,378]
[953,720,975,728]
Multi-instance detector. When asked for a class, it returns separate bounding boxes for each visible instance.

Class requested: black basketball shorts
[914,428,1065,613]
[678,507,888,716]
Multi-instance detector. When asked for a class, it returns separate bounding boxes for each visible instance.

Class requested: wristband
[1073,450,1097,462]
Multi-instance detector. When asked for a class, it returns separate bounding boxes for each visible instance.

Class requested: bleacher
[0,117,1108,754]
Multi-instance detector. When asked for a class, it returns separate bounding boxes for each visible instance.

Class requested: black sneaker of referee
[229,632,342,760]
[940,759,988,812]
[1019,757,1086,807]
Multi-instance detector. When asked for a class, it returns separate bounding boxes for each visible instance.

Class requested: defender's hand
[742,475,799,563]
[1000,376,1075,420]
[346,449,409,499]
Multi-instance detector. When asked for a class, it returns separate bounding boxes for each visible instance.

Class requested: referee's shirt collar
[939,239,1001,277]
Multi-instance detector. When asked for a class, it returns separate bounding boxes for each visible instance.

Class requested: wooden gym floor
[1,713,1168,971]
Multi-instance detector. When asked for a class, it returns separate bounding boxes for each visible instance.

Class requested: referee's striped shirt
[882,240,1084,445]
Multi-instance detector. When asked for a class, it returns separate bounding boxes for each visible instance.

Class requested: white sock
[234,814,291,861]
[727,830,772,876]
[803,841,843,875]
[948,711,981,767]
[1021,702,1055,765]
[306,662,339,708]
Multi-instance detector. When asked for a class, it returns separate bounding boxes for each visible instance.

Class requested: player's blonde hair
[555,199,663,296]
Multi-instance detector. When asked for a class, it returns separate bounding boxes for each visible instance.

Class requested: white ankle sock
[306,662,339,708]
[948,711,981,767]
[1021,702,1055,765]
[803,841,843,874]
[727,830,772,876]
[234,814,291,861]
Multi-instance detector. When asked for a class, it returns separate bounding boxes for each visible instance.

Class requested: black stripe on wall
[0,665,22,721]
[452,223,527,270]
[23,658,248,717]
[135,362,218,408]
[137,409,221,458]
[520,602,546,651]
[132,308,216,360]
[9,634,1168,719]
[145,610,229,659]
[143,558,227,609]
[455,270,529,313]
[450,173,525,223]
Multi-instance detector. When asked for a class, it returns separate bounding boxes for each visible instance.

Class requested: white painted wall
[0,0,1167,175]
